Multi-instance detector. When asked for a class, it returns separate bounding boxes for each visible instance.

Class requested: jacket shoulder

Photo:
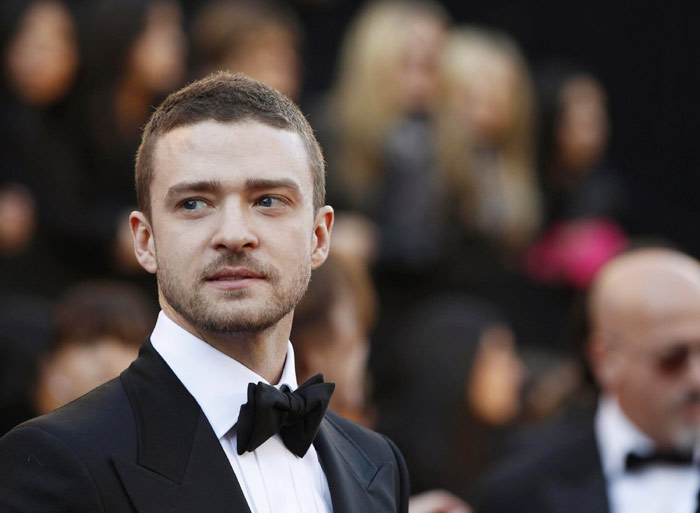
[10,376,135,454]
[474,414,603,513]
[0,377,136,513]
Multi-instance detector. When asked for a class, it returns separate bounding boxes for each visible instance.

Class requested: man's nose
[210,201,259,251]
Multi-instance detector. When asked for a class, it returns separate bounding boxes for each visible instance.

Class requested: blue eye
[257,196,285,208]
[182,199,206,210]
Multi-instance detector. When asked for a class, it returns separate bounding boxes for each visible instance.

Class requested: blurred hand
[409,490,473,513]
[0,184,37,256]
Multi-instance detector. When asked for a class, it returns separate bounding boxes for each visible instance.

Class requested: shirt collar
[595,394,656,477]
[150,310,299,439]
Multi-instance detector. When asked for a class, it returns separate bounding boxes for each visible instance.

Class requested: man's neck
[161,306,292,384]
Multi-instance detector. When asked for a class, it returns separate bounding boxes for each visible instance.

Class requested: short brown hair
[135,72,325,218]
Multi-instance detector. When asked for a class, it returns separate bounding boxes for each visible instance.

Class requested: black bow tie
[625,449,694,471]
[236,374,335,457]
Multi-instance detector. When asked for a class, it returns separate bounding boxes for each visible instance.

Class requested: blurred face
[36,338,138,414]
[454,55,517,145]
[556,76,609,173]
[609,298,700,449]
[396,15,445,113]
[4,0,78,106]
[132,120,332,337]
[130,0,186,93]
[467,325,525,426]
[226,24,301,101]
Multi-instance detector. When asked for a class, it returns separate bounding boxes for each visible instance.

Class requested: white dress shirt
[151,311,333,513]
[596,395,700,513]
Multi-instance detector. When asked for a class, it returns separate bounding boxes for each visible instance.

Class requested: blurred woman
[191,0,303,101]
[76,0,186,272]
[323,0,449,214]
[535,63,625,226]
[375,294,526,498]
[436,27,541,257]
[525,63,628,289]
[0,0,85,296]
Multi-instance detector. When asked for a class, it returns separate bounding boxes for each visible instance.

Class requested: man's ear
[588,331,620,390]
[130,211,157,274]
[311,205,334,270]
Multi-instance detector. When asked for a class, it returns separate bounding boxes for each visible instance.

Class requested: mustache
[673,389,700,409]
[199,253,278,281]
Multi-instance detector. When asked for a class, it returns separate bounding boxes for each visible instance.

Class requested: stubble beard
[157,252,311,336]
[668,388,700,450]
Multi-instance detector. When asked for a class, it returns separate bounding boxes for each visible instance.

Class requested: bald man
[476,248,700,513]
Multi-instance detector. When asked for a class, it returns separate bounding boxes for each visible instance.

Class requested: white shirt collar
[150,310,299,439]
[595,394,657,477]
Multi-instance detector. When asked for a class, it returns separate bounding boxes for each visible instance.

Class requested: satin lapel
[314,416,398,513]
[113,340,251,513]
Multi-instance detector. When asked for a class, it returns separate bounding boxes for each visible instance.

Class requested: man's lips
[205,267,264,289]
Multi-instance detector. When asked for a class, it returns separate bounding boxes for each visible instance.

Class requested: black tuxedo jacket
[474,413,610,513]
[0,340,409,513]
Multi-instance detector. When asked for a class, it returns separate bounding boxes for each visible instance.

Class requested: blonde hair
[333,1,448,203]
[436,26,540,251]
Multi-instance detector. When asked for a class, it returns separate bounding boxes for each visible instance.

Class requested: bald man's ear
[588,331,622,390]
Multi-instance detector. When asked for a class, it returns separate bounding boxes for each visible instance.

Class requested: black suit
[474,414,610,513]
[0,341,409,513]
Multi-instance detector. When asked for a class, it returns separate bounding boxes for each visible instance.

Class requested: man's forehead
[154,119,301,152]
[151,119,311,184]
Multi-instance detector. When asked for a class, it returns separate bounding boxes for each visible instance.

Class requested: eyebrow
[165,180,221,202]
[164,178,303,202]
[244,178,302,195]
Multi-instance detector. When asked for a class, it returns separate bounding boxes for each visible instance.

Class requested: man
[0,72,409,513]
[477,247,700,513]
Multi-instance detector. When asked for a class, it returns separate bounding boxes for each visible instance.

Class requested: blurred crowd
[0,0,694,511]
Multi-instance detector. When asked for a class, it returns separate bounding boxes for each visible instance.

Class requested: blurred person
[191,0,303,100]
[435,26,540,257]
[525,63,629,289]
[376,294,526,498]
[1,0,78,107]
[291,253,377,426]
[535,63,624,225]
[319,3,454,395]
[292,248,472,513]
[0,72,408,512]
[318,0,449,214]
[0,0,92,296]
[34,280,156,415]
[477,247,700,513]
[77,0,187,273]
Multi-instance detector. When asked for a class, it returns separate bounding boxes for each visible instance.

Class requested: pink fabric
[526,218,627,288]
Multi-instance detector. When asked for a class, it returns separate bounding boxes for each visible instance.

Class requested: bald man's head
[588,248,700,449]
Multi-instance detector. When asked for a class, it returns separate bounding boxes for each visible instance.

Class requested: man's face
[132,120,331,337]
[612,299,700,449]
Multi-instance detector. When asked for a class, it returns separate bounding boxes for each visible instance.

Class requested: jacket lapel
[113,340,251,513]
[544,468,609,513]
[542,420,611,513]
[314,415,398,513]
